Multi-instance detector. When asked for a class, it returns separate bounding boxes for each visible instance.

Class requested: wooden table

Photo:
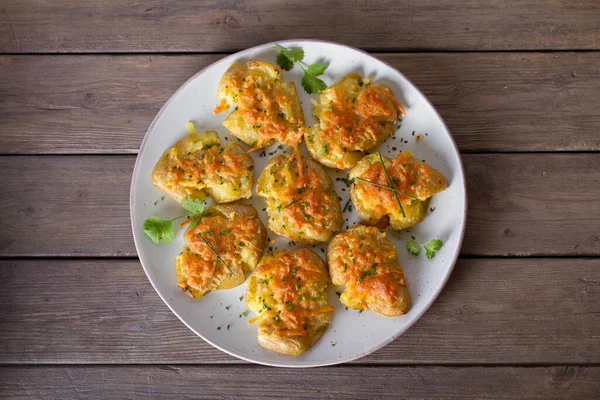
[1,1,599,398]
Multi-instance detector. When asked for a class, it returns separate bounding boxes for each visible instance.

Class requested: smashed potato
[152,129,254,204]
[257,154,343,244]
[327,225,411,317]
[245,248,334,356]
[215,61,305,150]
[349,151,447,231]
[176,204,266,298]
[305,73,404,169]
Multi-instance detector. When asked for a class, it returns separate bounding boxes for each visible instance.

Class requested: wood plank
[1,53,599,154]
[1,1,599,53]
[1,258,598,364]
[1,154,599,257]
[1,365,599,399]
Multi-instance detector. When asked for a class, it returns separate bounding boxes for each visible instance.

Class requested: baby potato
[305,73,404,169]
[257,154,343,244]
[152,129,254,204]
[327,225,411,317]
[245,248,334,356]
[214,61,305,150]
[176,204,266,298]
[349,151,447,231]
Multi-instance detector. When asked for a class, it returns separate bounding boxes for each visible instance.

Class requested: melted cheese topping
[246,248,333,355]
[327,225,411,317]
[349,151,447,230]
[173,146,252,193]
[306,73,404,169]
[215,61,305,149]
[257,155,342,244]
[176,206,265,298]
[152,130,253,204]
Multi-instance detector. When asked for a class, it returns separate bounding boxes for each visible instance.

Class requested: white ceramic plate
[130,39,467,367]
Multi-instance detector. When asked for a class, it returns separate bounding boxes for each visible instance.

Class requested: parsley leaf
[181,198,206,214]
[424,239,444,260]
[301,73,327,94]
[406,240,420,256]
[143,216,175,244]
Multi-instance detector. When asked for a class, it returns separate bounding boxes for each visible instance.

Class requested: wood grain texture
[1,1,599,53]
[2,365,599,399]
[1,258,598,364]
[1,53,599,154]
[1,154,599,257]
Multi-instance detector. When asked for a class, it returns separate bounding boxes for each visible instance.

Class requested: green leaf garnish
[406,240,420,256]
[406,238,444,260]
[424,239,444,260]
[143,216,176,244]
[274,44,328,94]
[276,52,294,71]
[181,198,206,215]
[306,62,327,76]
[143,197,206,245]
[301,73,327,94]
[274,45,305,64]
[188,214,202,231]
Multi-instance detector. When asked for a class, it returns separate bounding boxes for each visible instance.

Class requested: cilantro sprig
[406,238,444,260]
[143,198,206,244]
[143,216,177,245]
[274,44,328,94]
[274,46,304,70]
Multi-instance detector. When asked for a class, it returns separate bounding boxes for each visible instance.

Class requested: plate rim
[130,38,468,368]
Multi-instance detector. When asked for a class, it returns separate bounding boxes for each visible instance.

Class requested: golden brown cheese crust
[176,204,266,298]
[305,73,404,169]
[152,130,254,204]
[245,248,333,356]
[349,151,447,231]
[214,61,305,150]
[257,154,343,244]
[327,225,411,317]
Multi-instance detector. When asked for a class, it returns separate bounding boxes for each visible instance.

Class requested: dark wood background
[1,1,599,398]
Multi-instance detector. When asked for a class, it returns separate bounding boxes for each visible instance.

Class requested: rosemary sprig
[354,177,418,200]
[199,232,233,276]
[283,197,303,210]
[378,152,406,218]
